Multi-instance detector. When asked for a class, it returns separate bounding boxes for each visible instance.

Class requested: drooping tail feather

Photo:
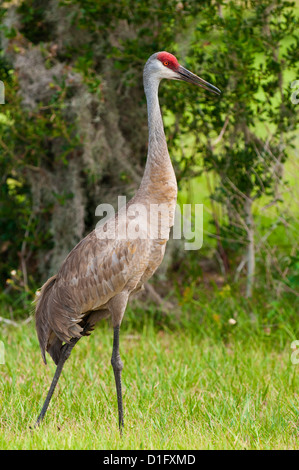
[35,275,57,365]
[47,333,63,365]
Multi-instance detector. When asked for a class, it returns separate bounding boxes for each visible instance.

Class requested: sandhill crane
[34,51,220,431]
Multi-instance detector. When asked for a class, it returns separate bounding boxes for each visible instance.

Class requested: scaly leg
[111,325,124,432]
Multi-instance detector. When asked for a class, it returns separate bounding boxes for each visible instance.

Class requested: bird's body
[36,190,176,365]
[35,51,220,429]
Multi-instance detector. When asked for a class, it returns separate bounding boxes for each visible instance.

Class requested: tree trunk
[245,197,255,298]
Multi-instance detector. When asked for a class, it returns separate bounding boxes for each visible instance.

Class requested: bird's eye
[163,61,169,66]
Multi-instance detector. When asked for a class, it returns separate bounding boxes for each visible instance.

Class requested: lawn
[1,294,299,450]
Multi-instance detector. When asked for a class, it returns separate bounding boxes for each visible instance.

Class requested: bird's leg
[111,325,124,433]
[35,337,79,427]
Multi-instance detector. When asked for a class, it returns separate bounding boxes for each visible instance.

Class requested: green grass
[1,293,299,450]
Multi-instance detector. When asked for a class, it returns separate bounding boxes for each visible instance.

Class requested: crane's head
[144,51,221,95]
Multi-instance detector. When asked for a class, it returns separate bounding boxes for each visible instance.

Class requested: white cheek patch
[164,67,177,79]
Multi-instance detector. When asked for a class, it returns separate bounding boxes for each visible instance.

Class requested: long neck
[146,78,168,157]
[138,76,177,203]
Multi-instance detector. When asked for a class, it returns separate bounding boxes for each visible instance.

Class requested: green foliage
[164,0,298,216]
[0,62,82,289]
[0,0,298,302]
[17,0,53,43]
[161,0,299,296]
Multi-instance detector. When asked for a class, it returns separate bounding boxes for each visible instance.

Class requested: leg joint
[111,354,123,371]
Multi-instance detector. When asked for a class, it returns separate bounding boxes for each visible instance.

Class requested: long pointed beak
[176,65,221,95]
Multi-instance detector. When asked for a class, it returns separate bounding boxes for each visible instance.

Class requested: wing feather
[46,229,150,342]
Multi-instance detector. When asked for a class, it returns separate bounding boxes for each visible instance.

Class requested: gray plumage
[34,51,220,429]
